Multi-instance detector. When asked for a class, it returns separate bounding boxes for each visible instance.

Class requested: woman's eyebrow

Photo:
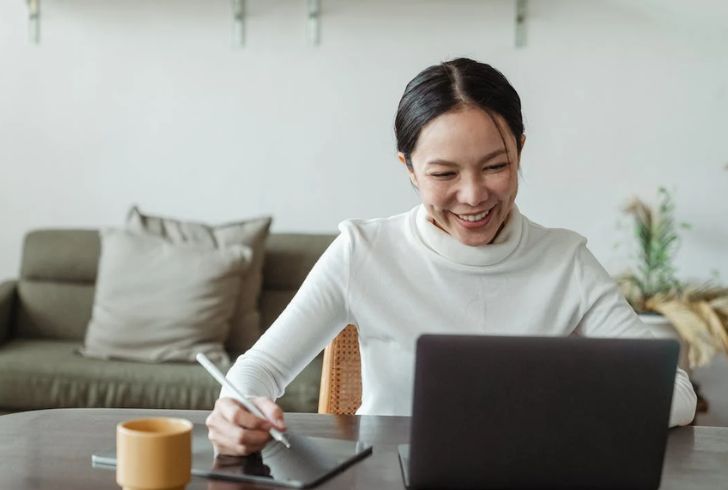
[425,148,508,167]
[479,148,508,163]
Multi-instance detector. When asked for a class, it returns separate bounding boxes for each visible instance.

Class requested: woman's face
[401,106,522,247]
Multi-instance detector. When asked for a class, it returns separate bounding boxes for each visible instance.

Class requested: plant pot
[638,313,691,374]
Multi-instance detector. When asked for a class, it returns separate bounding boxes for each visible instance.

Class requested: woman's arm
[573,242,697,427]
[221,228,354,400]
[209,224,359,455]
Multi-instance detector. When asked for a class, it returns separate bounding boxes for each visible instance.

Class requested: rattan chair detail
[318,324,362,415]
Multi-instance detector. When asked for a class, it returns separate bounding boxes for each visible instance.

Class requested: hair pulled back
[395,58,524,168]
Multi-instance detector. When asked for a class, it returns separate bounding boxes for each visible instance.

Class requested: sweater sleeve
[572,242,697,427]
[220,229,353,401]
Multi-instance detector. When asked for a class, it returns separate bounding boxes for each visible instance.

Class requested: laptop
[398,335,679,490]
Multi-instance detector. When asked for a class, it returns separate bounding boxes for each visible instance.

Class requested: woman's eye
[484,163,508,172]
[430,172,456,178]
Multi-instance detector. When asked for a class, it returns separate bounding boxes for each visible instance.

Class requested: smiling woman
[205,58,698,457]
[402,108,519,246]
[395,59,525,247]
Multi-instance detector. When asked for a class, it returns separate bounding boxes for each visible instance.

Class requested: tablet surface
[92,423,372,488]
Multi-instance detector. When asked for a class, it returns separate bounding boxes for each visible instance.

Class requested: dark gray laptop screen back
[408,335,679,489]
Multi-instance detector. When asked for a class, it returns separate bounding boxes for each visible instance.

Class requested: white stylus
[196,352,291,449]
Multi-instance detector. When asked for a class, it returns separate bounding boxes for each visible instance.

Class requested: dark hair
[395,58,524,168]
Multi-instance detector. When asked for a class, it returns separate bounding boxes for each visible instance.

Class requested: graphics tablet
[92,423,372,488]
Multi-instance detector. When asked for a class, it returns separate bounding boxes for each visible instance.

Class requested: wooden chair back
[317,324,362,415]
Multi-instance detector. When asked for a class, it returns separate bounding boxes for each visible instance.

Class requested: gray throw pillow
[126,206,272,356]
[81,229,250,364]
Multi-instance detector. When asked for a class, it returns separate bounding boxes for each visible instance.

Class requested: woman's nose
[458,175,488,206]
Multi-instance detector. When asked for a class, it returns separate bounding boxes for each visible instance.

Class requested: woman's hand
[206,396,287,456]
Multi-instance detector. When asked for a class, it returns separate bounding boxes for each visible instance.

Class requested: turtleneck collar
[414,204,523,267]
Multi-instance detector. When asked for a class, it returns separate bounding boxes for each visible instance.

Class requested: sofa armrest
[0,280,17,345]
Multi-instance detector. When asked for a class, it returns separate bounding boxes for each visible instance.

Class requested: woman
[206,58,697,455]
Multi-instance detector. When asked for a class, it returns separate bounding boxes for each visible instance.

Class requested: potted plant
[618,187,728,371]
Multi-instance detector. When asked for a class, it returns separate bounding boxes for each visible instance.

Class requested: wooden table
[0,408,726,489]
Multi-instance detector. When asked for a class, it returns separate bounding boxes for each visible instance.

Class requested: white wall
[1,0,727,283]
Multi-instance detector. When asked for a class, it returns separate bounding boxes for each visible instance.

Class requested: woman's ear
[515,134,526,170]
[398,152,419,189]
[397,152,407,166]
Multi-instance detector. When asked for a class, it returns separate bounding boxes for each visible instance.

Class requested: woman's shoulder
[326,207,419,262]
[520,213,588,254]
[336,206,417,239]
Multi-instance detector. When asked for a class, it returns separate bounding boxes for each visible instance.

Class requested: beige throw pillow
[126,207,272,356]
[81,229,250,364]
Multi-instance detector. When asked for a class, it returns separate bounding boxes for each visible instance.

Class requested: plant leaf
[648,299,716,368]
[693,301,728,352]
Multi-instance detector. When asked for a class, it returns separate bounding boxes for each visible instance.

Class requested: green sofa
[0,229,335,413]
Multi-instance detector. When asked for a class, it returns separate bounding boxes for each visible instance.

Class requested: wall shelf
[229,0,320,47]
[27,0,40,44]
[308,0,321,45]
[26,0,528,48]
[232,0,245,46]
[515,0,528,48]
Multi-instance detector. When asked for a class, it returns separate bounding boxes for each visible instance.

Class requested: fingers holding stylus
[227,398,273,430]
[252,396,287,431]
[207,397,278,455]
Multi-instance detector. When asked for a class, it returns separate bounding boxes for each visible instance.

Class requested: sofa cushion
[81,229,249,364]
[0,339,323,412]
[262,234,336,291]
[16,230,99,340]
[0,281,16,343]
[259,290,297,333]
[259,234,335,332]
[20,229,100,282]
[0,340,220,410]
[127,207,272,356]
[16,281,95,340]
[15,230,335,340]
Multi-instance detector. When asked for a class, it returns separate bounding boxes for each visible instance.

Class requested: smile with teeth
[454,208,492,222]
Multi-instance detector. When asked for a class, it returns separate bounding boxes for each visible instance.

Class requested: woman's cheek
[423,181,451,208]
[492,173,517,196]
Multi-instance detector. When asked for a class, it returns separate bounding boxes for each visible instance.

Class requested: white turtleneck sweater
[223,206,697,426]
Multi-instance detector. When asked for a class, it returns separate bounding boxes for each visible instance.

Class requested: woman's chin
[448,218,496,246]
[452,228,494,247]
[431,212,498,246]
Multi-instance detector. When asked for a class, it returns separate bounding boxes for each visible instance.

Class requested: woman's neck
[416,205,523,267]
[428,216,509,245]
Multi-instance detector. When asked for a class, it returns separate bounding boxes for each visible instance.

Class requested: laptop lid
[405,335,678,490]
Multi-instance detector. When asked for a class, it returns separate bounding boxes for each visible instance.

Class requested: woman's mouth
[452,207,495,229]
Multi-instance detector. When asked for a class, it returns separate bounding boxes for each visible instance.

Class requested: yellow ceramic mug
[116,417,193,490]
